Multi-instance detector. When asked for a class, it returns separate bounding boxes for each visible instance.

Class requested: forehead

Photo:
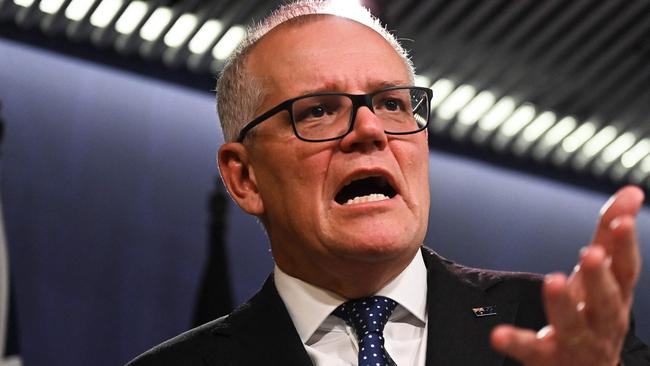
[246,16,411,102]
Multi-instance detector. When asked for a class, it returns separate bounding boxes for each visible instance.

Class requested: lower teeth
[345,193,389,205]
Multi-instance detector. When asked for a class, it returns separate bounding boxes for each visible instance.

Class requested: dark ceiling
[1,0,649,194]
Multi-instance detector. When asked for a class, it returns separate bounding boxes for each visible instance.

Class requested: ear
[218,142,265,216]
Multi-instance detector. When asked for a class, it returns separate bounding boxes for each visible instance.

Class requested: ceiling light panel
[164,13,198,48]
[457,90,496,126]
[436,84,476,121]
[492,103,536,151]
[630,155,650,185]
[593,131,636,175]
[513,111,557,156]
[188,19,223,54]
[531,115,577,161]
[572,125,618,170]
[139,6,172,42]
[414,75,431,87]
[428,78,455,110]
[89,0,123,28]
[601,132,636,164]
[39,0,65,14]
[212,25,246,60]
[621,138,650,169]
[560,121,597,154]
[65,0,96,21]
[13,0,35,8]
[451,89,496,140]
[476,96,516,131]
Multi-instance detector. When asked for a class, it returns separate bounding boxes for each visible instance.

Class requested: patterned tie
[333,296,398,366]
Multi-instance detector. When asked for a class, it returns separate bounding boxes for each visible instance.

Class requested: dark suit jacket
[127,247,650,365]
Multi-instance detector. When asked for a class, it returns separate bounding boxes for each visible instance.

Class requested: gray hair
[216,0,415,143]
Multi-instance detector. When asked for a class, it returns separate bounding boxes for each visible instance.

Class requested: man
[128,1,650,365]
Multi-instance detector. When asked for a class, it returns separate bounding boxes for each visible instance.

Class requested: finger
[543,273,588,339]
[593,186,644,252]
[566,250,586,302]
[581,246,626,336]
[608,215,641,304]
[491,324,545,364]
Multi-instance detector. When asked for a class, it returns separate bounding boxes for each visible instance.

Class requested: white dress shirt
[274,250,428,366]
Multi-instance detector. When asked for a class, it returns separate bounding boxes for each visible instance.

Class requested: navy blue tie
[333,296,398,366]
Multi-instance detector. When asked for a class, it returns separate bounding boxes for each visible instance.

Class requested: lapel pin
[472,305,497,317]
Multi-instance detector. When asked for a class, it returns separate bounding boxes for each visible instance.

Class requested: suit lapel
[204,249,526,365]
[208,276,313,366]
[422,248,518,366]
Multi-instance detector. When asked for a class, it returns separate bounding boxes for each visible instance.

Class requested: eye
[293,95,345,123]
[377,97,407,112]
[383,99,401,111]
[309,106,326,118]
[295,104,328,122]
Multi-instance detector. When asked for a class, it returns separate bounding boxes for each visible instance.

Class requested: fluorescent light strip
[437,84,476,120]
[40,0,65,14]
[323,0,363,13]
[582,126,618,158]
[478,96,516,132]
[14,0,35,7]
[140,6,172,42]
[65,0,95,21]
[637,155,650,175]
[601,132,636,164]
[115,1,148,34]
[541,116,577,146]
[522,111,556,142]
[428,78,455,110]
[458,90,496,126]
[500,104,536,137]
[562,121,597,153]
[365,73,646,184]
[213,25,246,60]
[530,115,577,161]
[90,0,123,28]
[164,13,198,48]
[414,75,431,88]
[189,19,223,54]
[622,138,650,169]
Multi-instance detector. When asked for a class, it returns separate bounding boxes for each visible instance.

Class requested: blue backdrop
[1,37,648,366]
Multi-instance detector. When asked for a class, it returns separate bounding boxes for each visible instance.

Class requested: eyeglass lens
[291,88,429,140]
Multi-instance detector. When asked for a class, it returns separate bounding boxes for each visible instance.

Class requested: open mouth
[334,176,397,205]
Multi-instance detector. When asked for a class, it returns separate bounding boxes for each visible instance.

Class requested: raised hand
[491,186,645,366]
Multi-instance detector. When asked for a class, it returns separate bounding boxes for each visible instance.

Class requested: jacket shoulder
[126,315,231,366]
[422,246,544,302]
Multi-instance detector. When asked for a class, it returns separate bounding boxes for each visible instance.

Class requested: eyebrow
[296,79,410,96]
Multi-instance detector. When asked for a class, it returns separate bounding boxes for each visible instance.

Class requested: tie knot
[333,296,397,336]
[334,296,398,366]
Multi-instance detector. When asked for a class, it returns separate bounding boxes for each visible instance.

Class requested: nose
[339,106,388,152]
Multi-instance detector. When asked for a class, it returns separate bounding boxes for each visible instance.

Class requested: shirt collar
[274,249,428,343]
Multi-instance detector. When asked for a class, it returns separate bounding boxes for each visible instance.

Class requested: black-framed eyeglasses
[236,86,433,142]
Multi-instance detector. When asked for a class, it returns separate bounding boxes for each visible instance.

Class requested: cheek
[395,140,431,210]
[398,142,429,178]
[293,146,334,183]
[261,145,333,206]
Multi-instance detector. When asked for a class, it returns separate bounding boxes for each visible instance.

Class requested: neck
[277,247,419,299]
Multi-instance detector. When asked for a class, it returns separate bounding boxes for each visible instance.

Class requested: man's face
[241,16,430,281]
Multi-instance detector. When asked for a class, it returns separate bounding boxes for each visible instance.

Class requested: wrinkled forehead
[246,14,408,79]
[251,13,386,56]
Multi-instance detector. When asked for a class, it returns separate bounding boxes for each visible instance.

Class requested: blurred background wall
[1,35,649,366]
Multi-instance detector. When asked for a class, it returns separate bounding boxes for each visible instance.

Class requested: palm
[491,186,644,366]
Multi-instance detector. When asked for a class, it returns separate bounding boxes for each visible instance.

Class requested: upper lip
[334,168,400,200]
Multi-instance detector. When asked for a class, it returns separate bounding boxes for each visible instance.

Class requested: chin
[331,230,419,263]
